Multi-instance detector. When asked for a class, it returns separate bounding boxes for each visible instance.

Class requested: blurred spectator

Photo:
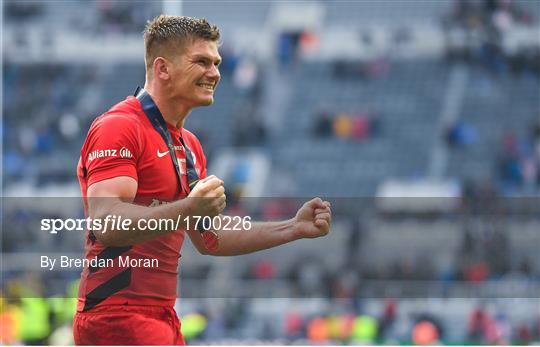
[443,0,537,72]
[277,31,302,69]
[313,110,333,138]
[328,314,355,342]
[315,110,381,142]
[377,299,397,341]
[497,133,523,187]
[250,260,276,280]
[351,115,369,142]
[232,110,267,147]
[515,323,531,345]
[485,221,510,276]
[412,320,439,345]
[496,125,540,192]
[463,261,490,282]
[333,114,353,139]
[181,313,207,341]
[0,297,22,345]
[445,121,477,147]
[307,316,330,343]
[350,114,370,142]
[287,257,328,297]
[299,31,320,55]
[97,0,153,34]
[233,57,260,99]
[284,311,305,341]
[468,304,488,343]
[331,269,358,299]
[534,315,540,342]
[491,312,511,345]
[58,113,81,141]
[351,315,378,344]
[345,218,363,268]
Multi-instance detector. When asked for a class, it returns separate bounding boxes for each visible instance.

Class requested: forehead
[184,39,221,60]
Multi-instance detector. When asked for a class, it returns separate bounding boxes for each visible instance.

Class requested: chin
[198,97,214,106]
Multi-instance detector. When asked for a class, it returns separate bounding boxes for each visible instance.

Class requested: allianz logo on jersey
[87,147,133,162]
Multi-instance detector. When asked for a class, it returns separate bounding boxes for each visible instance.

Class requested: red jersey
[76,96,207,312]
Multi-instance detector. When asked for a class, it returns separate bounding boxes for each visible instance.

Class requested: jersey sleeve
[81,114,142,187]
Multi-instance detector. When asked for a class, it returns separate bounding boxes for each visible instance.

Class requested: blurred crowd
[184,298,540,345]
[2,290,540,345]
[0,275,78,345]
[3,0,539,196]
[3,63,99,187]
[496,122,540,193]
[2,0,539,345]
[443,0,540,76]
[313,109,383,143]
[2,197,538,345]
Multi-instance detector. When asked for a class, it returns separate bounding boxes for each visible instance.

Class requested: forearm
[89,198,193,246]
[186,197,331,256]
[206,218,298,256]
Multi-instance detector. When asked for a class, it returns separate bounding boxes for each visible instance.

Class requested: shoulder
[82,97,146,156]
[88,97,144,136]
[91,113,142,132]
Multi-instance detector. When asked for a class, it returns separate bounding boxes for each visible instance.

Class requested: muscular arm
[87,175,225,247]
[88,174,331,254]
[186,198,332,256]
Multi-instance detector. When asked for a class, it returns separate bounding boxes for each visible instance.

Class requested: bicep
[87,176,138,218]
[83,115,141,188]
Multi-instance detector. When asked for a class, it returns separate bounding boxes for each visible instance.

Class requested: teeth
[198,83,214,90]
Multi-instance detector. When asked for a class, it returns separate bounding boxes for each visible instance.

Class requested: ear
[153,57,170,81]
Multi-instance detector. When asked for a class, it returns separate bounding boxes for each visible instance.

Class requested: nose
[208,64,220,82]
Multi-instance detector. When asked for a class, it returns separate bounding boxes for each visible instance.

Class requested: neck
[143,83,191,129]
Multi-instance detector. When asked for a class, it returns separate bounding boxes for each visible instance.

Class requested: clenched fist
[292,197,332,239]
[187,175,226,217]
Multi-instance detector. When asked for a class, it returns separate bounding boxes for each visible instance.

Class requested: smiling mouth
[197,83,215,91]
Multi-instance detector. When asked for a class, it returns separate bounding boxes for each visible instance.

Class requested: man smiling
[74,15,332,345]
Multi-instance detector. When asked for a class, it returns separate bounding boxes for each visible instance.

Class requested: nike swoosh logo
[157,150,169,158]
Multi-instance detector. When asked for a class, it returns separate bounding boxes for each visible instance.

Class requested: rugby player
[74,15,332,345]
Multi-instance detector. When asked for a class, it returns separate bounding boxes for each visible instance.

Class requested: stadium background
[2,0,540,345]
